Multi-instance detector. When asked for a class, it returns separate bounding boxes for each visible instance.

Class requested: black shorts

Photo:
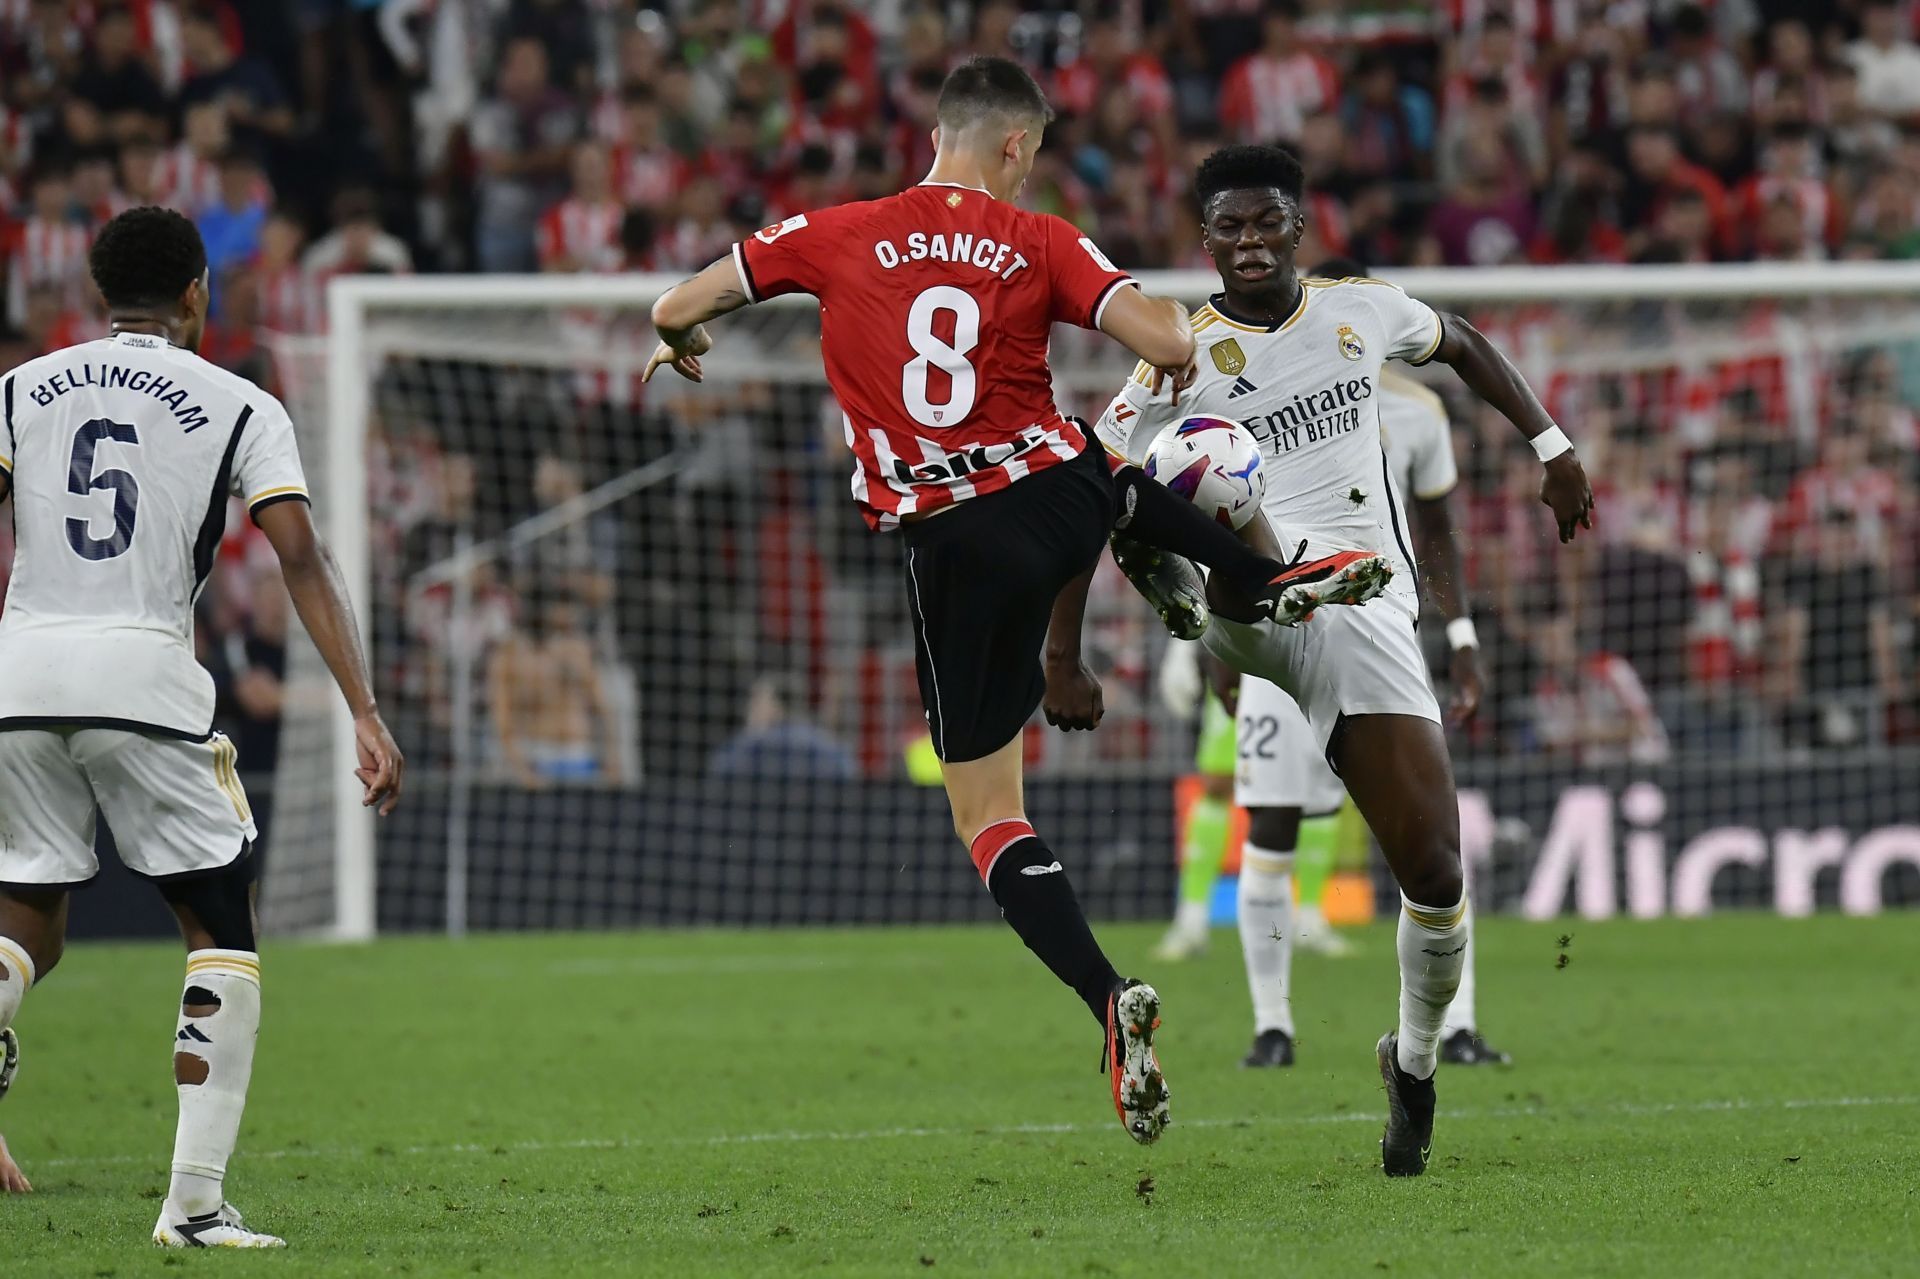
[901,447,1114,763]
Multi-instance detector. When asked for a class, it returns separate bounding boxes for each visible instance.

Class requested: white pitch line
[31,1094,1919,1171]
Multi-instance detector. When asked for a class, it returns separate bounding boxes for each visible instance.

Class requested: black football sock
[1111,463,1282,592]
[974,824,1121,1028]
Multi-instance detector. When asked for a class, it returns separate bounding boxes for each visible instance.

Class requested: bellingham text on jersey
[25,361,214,434]
[1237,376,1373,454]
[871,231,1031,280]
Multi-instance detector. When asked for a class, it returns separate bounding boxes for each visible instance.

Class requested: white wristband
[1446,617,1480,651]
[1530,426,1573,462]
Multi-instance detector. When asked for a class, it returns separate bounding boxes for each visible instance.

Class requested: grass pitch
[1,913,1914,1276]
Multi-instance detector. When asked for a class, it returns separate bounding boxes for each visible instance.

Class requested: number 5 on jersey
[67,418,141,561]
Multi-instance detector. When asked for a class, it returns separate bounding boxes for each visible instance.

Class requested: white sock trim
[185,949,261,987]
[1244,843,1296,875]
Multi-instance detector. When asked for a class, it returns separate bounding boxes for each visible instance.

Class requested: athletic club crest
[1336,325,1365,361]
[1210,339,1247,376]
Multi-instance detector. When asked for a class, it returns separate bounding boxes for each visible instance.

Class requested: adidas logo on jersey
[1227,376,1259,399]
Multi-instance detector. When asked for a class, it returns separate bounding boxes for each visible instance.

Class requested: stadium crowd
[4,0,1920,778]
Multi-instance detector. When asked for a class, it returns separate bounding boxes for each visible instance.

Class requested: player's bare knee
[1246,807,1301,853]
[156,852,258,953]
[1399,843,1462,908]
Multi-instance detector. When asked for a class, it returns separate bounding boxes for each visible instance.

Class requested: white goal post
[278,260,1920,940]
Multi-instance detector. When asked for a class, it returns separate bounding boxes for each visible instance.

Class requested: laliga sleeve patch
[755,214,809,244]
[1078,237,1120,273]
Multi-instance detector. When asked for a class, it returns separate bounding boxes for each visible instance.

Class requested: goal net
[258,264,1920,939]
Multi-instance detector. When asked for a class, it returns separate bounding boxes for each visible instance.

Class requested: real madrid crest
[1336,324,1365,362]
[1210,339,1247,376]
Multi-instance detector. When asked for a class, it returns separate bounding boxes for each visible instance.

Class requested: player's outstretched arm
[644,257,753,385]
[1430,312,1595,542]
[1099,287,1198,399]
[255,501,405,815]
[1412,493,1484,723]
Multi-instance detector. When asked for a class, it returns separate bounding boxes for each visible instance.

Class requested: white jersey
[1379,367,1456,506]
[1095,278,1445,598]
[0,332,308,737]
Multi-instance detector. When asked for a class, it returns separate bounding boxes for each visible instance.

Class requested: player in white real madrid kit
[0,209,404,1242]
[1219,253,1512,1070]
[1087,147,1593,1177]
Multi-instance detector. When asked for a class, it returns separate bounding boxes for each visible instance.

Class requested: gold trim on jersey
[0,452,11,473]
[211,736,251,825]
[1410,319,1445,365]
[1302,274,1398,289]
[1201,287,1311,335]
[246,484,308,509]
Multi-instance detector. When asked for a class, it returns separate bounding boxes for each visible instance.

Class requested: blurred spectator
[471,36,578,272]
[655,172,736,272]
[515,453,617,615]
[220,568,289,775]
[179,4,293,145]
[1848,0,1920,119]
[1621,125,1729,258]
[488,587,618,786]
[1549,9,1632,148]
[1667,3,1746,119]
[4,165,88,330]
[304,186,413,278]
[1531,614,1673,766]
[1436,74,1547,191]
[256,211,320,333]
[1427,134,1535,266]
[1773,419,1900,566]
[537,140,622,273]
[1732,124,1839,260]
[197,151,270,279]
[1771,510,1904,747]
[72,3,168,142]
[1340,51,1435,181]
[708,672,856,781]
[1052,13,1174,146]
[156,101,231,213]
[1219,2,1338,145]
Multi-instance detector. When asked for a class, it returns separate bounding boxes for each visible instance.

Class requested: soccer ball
[1144,416,1266,529]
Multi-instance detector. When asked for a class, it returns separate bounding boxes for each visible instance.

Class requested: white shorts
[1234,677,1347,815]
[1203,585,1441,755]
[0,728,256,887]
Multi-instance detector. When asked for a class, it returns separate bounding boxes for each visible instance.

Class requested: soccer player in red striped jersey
[645,56,1335,1144]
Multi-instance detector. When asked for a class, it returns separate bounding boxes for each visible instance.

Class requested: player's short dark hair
[1311,255,1369,279]
[89,206,207,310]
[936,55,1054,133]
[1194,144,1305,211]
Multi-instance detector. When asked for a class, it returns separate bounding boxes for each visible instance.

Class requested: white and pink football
[1144,416,1266,529]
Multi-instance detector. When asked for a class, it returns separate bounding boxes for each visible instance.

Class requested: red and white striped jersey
[4,216,92,330]
[258,265,323,335]
[153,144,220,213]
[655,217,736,273]
[611,143,686,211]
[537,197,624,272]
[732,183,1134,530]
[1051,53,1174,119]
[1686,545,1762,686]
[1218,50,1339,143]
